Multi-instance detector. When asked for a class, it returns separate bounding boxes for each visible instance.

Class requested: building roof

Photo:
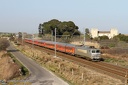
[98,31,110,33]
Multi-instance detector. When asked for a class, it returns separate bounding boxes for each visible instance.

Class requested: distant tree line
[38,19,80,37]
[113,33,128,42]
[94,33,128,42]
[38,19,128,43]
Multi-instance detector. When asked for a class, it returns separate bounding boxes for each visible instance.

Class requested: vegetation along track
[24,42,128,82]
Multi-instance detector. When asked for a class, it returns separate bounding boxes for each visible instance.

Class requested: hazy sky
[0,0,128,34]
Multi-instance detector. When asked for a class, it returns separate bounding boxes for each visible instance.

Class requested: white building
[90,28,118,39]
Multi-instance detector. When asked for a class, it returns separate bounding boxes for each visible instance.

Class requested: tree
[114,34,128,42]
[38,19,80,37]
[18,32,22,39]
[38,24,43,37]
[0,38,10,51]
[42,19,61,35]
[85,28,91,40]
[99,35,109,40]
[9,34,15,41]
[85,28,89,35]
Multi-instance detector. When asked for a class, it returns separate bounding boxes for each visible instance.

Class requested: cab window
[96,50,100,53]
[92,50,95,53]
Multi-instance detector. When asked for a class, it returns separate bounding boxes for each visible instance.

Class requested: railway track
[24,42,128,82]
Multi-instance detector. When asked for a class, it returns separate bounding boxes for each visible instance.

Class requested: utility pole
[84,28,86,45]
[32,34,34,49]
[22,32,24,45]
[54,28,56,57]
[51,30,53,41]
[54,28,69,57]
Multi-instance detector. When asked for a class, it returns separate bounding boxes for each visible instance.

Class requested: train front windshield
[91,49,101,60]
[91,50,100,53]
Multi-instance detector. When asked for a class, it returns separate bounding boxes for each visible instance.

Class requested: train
[24,38,101,61]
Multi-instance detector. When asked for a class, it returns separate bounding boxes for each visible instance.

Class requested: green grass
[104,58,115,62]
[104,57,125,63]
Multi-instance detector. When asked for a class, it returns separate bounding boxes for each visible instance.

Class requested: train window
[92,50,95,53]
[96,50,100,53]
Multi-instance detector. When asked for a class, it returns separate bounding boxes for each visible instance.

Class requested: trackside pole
[54,28,57,57]
[84,28,85,46]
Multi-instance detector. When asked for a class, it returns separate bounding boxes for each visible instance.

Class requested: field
[101,48,128,67]
[0,51,30,85]
[71,40,128,68]
[14,43,124,85]
[0,51,21,82]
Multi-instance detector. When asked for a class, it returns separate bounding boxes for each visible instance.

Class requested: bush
[0,38,10,51]
[109,43,116,47]
[21,66,29,75]
[99,36,109,40]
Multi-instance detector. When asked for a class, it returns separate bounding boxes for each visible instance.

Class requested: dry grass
[101,48,128,67]
[16,44,123,85]
[0,51,21,81]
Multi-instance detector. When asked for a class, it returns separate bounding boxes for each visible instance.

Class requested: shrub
[0,38,10,51]
[109,43,116,47]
